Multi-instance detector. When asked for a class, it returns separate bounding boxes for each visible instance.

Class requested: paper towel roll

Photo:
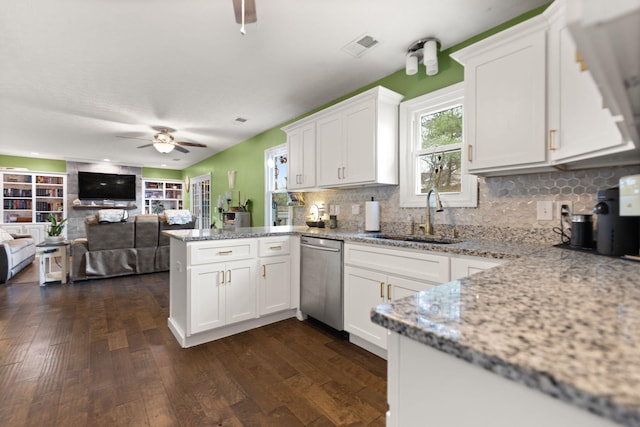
[365,201,380,231]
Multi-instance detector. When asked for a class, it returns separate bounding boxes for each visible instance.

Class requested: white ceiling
[0,0,548,169]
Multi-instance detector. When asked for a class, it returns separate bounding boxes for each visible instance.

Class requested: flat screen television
[78,172,137,201]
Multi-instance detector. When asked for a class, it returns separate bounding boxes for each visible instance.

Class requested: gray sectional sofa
[71,213,195,281]
[0,232,36,284]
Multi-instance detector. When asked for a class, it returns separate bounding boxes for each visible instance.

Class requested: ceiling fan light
[153,142,175,154]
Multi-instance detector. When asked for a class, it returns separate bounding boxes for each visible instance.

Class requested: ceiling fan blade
[232,0,257,24]
[117,135,154,142]
[137,144,154,149]
[174,145,189,153]
[175,141,207,148]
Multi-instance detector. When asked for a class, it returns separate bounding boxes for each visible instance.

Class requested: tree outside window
[417,105,462,194]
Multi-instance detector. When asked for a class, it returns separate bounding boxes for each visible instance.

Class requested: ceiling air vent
[342,34,381,58]
[233,117,248,125]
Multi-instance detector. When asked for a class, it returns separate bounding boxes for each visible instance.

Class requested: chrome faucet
[419,188,443,236]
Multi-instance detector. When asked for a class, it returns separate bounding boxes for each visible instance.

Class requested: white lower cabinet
[387,332,617,427]
[345,266,435,350]
[169,236,297,348]
[189,259,257,335]
[344,243,450,353]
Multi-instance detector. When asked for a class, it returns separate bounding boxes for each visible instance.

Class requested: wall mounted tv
[78,172,137,201]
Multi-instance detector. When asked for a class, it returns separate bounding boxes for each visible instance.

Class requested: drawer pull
[219,270,225,285]
[218,250,233,255]
[269,245,282,250]
[387,283,392,301]
[548,129,556,151]
[262,264,266,277]
[337,167,342,180]
[467,144,473,162]
[380,282,385,299]
[227,269,232,283]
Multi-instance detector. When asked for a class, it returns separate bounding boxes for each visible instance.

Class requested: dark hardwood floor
[0,262,387,426]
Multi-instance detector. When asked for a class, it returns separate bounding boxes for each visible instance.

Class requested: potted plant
[46,213,68,243]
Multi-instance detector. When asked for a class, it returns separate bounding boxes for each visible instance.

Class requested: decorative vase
[45,236,64,244]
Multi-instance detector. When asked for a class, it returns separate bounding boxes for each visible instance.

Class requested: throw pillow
[98,209,129,223]
[0,228,15,243]
[164,209,193,225]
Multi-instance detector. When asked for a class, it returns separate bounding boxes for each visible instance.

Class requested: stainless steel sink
[371,234,462,244]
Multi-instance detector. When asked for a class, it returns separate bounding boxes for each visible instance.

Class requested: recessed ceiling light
[103,159,111,162]
[161,164,167,167]
[30,152,39,155]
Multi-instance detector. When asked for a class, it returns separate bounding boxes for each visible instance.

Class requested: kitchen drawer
[188,238,256,265]
[345,243,450,284]
[258,236,290,257]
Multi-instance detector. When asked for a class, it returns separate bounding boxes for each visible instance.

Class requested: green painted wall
[185,4,549,226]
[0,155,66,173]
[142,167,182,180]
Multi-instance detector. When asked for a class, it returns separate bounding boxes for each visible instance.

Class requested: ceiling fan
[232,0,257,35]
[117,129,207,154]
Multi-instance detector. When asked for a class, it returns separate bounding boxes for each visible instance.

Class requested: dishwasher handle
[300,243,341,252]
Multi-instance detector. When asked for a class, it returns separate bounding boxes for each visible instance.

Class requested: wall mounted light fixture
[406,37,440,76]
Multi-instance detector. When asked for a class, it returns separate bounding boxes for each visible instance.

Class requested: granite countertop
[165,225,640,425]
[371,243,640,426]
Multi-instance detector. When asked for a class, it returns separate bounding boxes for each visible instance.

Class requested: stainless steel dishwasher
[300,236,344,331]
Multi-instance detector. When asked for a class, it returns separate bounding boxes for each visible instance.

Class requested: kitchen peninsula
[164,226,640,426]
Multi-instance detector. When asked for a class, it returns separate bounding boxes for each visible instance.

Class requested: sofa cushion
[86,221,135,251]
[135,214,159,248]
[6,238,33,254]
[0,228,14,242]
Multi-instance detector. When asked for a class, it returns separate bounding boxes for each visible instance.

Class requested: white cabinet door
[225,259,258,325]
[450,256,504,281]
[456,24,548,174]
[316,112,344,187]
[344,266,389,349]
[342,99,376,185]
[389,275,436,302]
[259,255,291,315]
[189,263,225,335]
[287,122,316,190]
[548,15,626,163]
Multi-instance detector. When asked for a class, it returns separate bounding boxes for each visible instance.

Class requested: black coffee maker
[593,187,640,256]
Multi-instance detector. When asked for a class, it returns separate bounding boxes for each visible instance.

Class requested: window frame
[399,82,477,208]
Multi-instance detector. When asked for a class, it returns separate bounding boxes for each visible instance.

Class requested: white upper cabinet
[451,0,638,176]
[451,17,549,175]
[284,121,316,190]
[284,86,403,189]
[546,2,631,164]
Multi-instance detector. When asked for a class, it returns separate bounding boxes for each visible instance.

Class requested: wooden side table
[36,241,70,286]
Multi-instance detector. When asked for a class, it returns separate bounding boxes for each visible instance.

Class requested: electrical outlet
[536,201,553,221]
[556,201,572,220]
[334,205,340,215]
[352,204,360,215]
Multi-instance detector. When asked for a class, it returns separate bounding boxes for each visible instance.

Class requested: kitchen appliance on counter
[570,214,593,249]
[300,236,345,333]
[593,187,640,256]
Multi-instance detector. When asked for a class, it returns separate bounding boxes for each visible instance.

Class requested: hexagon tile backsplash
[294,165,640,244]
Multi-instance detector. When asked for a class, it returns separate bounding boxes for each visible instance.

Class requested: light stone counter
[164,225,640,425]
